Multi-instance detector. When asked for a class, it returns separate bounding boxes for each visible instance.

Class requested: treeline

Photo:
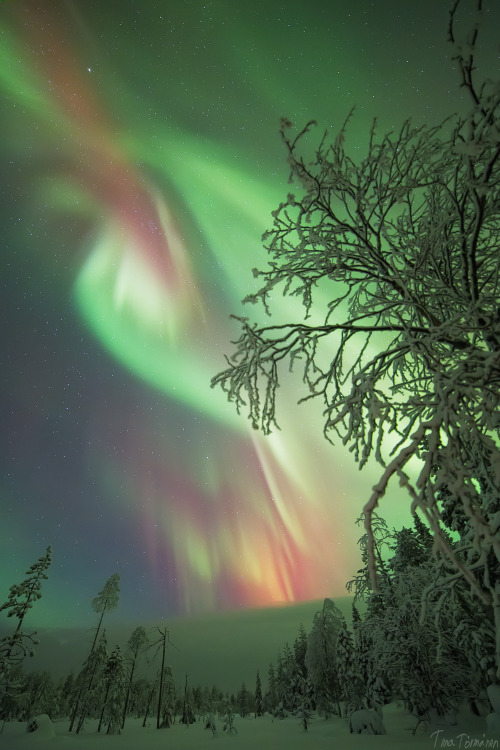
[0,555,259,734]
[261,513,494,725]
[0,510,496,734]
[1,637,249,733]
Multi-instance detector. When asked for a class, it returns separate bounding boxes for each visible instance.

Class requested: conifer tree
[390,526,428,573]
[364,521,480,718]
[57,671,75,719]
[280,643,299,711]
[265,663,278,713]
[75,630,108,732]
[297,693,313,732]
[346,515,393,604]
[97,645,126,734]
[412,513,434,554]
[274,652,287,715]
[254,671,264,717]
[348,605,369,711]
[89,573,120,655]
[69,573,120,732]
[222,700,237,734]
[305,598,343,716]
[293,624,308,680]
[129,676,150,719]
[335,616,355,715]
[25,670,56,719]
[238,682,248,717]
[0,547,52,634]
[121,626,148,729]
[142,675,158,727]
[0,546,52,714]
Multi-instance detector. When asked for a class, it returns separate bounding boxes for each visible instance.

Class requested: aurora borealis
[2,0,499,628]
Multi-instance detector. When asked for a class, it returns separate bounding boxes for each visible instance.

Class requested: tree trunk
[156,633,167,729]
[142,679,157,728]
[69,609,106,732]
[121,657,136,729]
[97,682,111,733]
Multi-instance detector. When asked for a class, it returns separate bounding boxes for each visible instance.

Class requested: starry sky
[2,0,499,630]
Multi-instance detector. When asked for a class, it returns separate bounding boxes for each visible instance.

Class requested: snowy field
[2,704,498,750]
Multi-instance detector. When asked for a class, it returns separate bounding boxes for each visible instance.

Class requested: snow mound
[487,684,500,714]
[349,708,386,735]
[486,712,500,735]
[25,714,55,739]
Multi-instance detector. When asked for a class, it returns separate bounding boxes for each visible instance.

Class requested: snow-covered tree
[153,627,174,729]
[222,701,237,734]
[254,671,264,717]
[270,642,302,714]
[284,641,304,712]
[180,674,196,725]
[0,546,52,712]
[129,676,151,719]
[376,562,473,718]
[212,0,500,679]
[89,573,120,654]
[73,630,109,733]
[210,685,224,715]
[348,604,371,711]
[390,527,428,574]
[335,616,356,714]
[297,693,313,731]
[264,663,278,713]
[141,675,158,727]
[56,671,75,719]
[69,573,120,732]
[293,624,308,681]
[97,645,126,734]
[350,514,489,718]
[346,515,393,604]
[237,682,248,717]
[121,626,148,729]
[23,671,56,719]
[0,547,52,632]
[305,598,343,716]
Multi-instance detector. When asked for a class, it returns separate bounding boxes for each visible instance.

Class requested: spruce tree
[254,671,264,717]
[390,527,428,573]
[238,682,248,717]
[97,645,125,734]
[293,624,308,680]
[265,664,278,713]
[412,513,434,554]
[280,643,298,711]
[347,605,368,711]
[335,616,355,715]
[305,598,343,716]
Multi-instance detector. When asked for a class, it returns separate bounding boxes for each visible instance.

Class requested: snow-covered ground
[2,704,498,750]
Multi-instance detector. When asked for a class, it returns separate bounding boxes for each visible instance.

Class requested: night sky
[2,0,499,630]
